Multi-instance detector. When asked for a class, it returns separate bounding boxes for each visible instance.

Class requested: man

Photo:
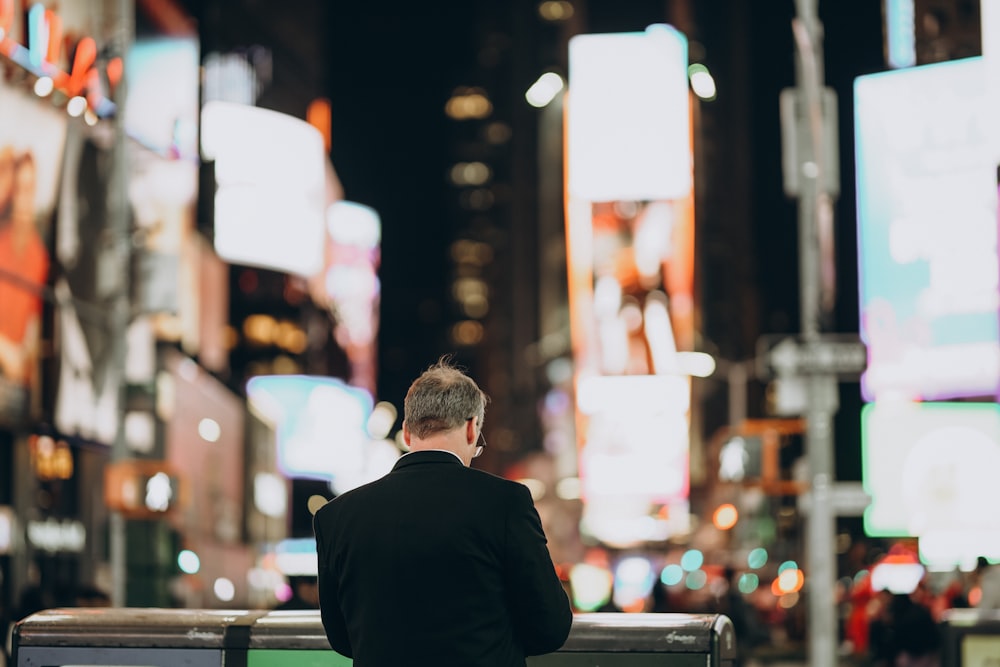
[314,357,572,665]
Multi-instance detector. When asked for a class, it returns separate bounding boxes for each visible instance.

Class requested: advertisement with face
[0,77,68,427]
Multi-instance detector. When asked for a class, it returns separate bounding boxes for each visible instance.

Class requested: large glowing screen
[247,375,386,487]
[567,25,691,201]
[854,57,999,402]
[861,402,1000,565]
[201,102,325,277]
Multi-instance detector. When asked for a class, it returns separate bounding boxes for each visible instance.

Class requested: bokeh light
[688,63,717,100]
[214,577,236,602]
[712,503,738,530]
[177,549,200,574]
[778,560,798,574]
[366,401,398,439]
[198,417,221,443]
[778,591,800,609]
[685,569,708,590]
[738,573,759,594]
[570,563,612,612]
[748,547,768,570]
[613,557,655,611]
[680,549,704,572]
[772,568,804,595]
[660,564,684,586]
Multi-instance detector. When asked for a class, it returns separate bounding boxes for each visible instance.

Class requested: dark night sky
[323,1,887,478]
[324,1,478,406]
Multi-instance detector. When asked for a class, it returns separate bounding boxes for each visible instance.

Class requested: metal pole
[792,2,838,666]
[727,361,748,428]
[804,373,838,667]
[108,0,134,608]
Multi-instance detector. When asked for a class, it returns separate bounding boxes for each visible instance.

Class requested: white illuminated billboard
[854,57,1000,401]
[861,401,1000,565]
[567,25,691,201]
[577,374,691,547]
[201,101,325,277]
[246,375,398,492]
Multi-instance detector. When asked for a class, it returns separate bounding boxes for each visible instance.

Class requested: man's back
[314,450,572,666]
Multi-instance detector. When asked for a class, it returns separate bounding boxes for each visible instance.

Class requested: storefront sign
[26,517,86,553]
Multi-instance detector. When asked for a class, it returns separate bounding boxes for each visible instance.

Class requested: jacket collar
[392,449,465,470]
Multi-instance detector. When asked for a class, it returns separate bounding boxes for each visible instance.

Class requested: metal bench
[13,608,736,666]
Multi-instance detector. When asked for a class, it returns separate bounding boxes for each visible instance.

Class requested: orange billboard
[565,26,696,547]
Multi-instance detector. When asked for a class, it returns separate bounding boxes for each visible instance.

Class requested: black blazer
[314,450,573,666]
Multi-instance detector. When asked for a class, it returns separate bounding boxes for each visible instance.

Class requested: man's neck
[408,436,470,466]
[409,448,463,464]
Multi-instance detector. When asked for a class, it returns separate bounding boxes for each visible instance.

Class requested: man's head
[403,356,488,464]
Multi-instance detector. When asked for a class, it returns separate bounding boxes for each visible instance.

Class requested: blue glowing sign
[246,375,373,481]
[854,57,1000,401]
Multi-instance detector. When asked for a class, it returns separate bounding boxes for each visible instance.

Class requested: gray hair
[403,356,488,439]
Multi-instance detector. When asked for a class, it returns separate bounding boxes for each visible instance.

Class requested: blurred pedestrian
[648,580,671,612]
[844,571,875,657]
[720,566,768,666]
[868,592,940,667]
[314,356,572,665]
[275,575,319,611]
[976,557,1000,610]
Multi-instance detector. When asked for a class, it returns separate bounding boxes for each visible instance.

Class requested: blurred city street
[1,1,998,666]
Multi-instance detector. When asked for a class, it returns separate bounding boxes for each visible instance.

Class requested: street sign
[798,482,872,517]
[757,334,866,379]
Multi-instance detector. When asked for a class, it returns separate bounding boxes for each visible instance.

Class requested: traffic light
[713,419,807,495]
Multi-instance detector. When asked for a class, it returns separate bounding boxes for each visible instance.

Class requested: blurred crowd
[837,555,1000,667]
[582,546,1000,667]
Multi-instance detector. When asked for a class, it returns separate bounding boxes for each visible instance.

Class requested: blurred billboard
[567,25,692,201]
[854,57,999,402]
[565,26,695,547]
[246,375,397,494]
[200,101,326,277]
[861,401,1000,566]
[162,349,253,607]
[54,29,202,444]
[0,77,67,427]
[309,200,382,395]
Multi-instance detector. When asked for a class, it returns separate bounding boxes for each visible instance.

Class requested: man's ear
[402,423,412,446]
[466,418,477,445]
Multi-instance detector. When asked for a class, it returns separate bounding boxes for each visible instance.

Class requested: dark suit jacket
[314,450,573,666]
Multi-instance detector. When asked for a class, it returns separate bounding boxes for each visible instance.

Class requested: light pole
[107,0,134,608]
[790,2,838,665]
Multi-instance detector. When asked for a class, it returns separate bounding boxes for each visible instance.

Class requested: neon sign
[0,0,120,117]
